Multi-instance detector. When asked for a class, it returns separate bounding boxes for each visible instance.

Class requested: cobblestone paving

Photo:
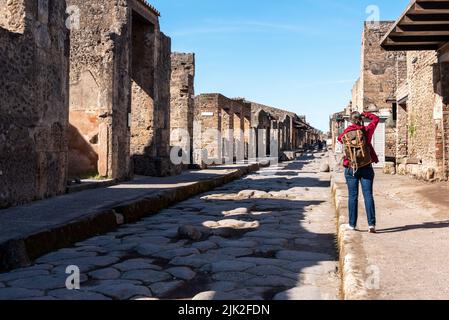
[0,153,340,300]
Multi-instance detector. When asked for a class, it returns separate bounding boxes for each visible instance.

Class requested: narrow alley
[0,154,340,300]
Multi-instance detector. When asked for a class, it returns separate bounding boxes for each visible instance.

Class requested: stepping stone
[0,288,44,300]
[149,281,184,297]
[166,267,196,281]
[121,270,172,284]
[273,286,322,300]
[89,268,121,280]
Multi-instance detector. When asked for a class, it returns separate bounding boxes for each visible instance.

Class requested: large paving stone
[273,286,322,300]
[48,289,111,300]
[245,230,296,240]
[208,282,238,292]
[36,250,97,264]
[113,259,161,272]
[191,241,218,252]
[0,269,50,283]
[206,260,255,273]
[247,265,298,280]
[236,257,286,267]
[89,268,121,280]
[244,275,298,287]
[121,270,172,284]
[54,257,120,274]
[216,240,259,249]
[208,248,254,258]
[211,272,255,283]
[0,288,44,300]
[166,267,196,281]
[89,283,152,300]
[135,244,165,256]
[7,275,75,290]
[149,281,184,297]
[152,248,200,260]
[276,250,332,262]
[122,236,170,246]
[170,253,234,268]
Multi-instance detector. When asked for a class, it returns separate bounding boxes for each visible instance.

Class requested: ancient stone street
[0,154,340,300]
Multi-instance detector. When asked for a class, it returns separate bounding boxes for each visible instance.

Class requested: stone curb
[0,163,263,272]
[331,172,370,300]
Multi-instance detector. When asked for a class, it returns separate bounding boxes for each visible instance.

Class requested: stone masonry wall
[170,53,195,163]
[360,22,402,159]
[0,0,69,208]
[130,7,177,177]
[193,94,221,165]
[68,0,131,181]
[400,51,442,180]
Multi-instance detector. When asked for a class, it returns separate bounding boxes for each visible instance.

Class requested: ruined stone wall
[129,8,176,177]
[193,94,221,164]
[68,0,131,180]
[398,51,442,180]
[0,0,69,208]
[440,62,449,180]
[170,53,195,163]
[359,22,406,160]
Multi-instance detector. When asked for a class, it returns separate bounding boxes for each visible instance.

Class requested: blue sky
[151,0,409,131]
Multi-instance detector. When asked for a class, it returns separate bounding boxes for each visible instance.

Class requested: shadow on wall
[68,124,99,180]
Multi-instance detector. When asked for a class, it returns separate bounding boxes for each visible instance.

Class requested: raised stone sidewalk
[0,163,263,272]
[331,151,449,300]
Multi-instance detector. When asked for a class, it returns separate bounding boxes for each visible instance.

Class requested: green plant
[408,122,417,138]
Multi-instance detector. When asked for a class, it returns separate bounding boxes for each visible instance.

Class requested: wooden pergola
[381,0,449,51]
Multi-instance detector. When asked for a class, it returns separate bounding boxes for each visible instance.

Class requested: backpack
[342,129,372,171]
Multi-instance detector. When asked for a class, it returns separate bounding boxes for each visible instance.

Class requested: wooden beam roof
[381,0,449,51]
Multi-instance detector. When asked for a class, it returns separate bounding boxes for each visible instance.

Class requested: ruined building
[193,94,252,165]
[67,0,176,179]
[350,22,406,167]
[0,0,69,208]
[382,0,449,181]
[193,94,315,166]
[170,53,195,165]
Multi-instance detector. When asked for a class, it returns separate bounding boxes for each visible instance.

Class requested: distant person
[338,111,379,234]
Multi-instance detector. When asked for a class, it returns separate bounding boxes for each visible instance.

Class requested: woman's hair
[350,111,363,125]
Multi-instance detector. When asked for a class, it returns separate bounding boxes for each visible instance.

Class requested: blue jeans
[345,165,376,228]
